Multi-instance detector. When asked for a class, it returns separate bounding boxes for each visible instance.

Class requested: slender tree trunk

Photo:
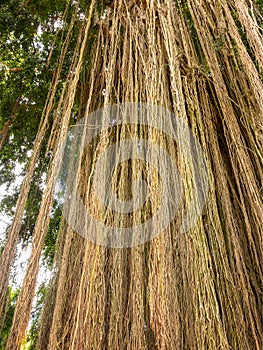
[0,96,21,151]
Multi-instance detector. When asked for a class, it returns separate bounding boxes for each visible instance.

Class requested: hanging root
[2,1,263,349]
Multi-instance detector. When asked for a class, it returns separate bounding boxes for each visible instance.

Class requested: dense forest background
[0,0,262,349]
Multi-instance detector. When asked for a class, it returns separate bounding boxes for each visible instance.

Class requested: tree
[0,0,263,349]
[0,288,19,350]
